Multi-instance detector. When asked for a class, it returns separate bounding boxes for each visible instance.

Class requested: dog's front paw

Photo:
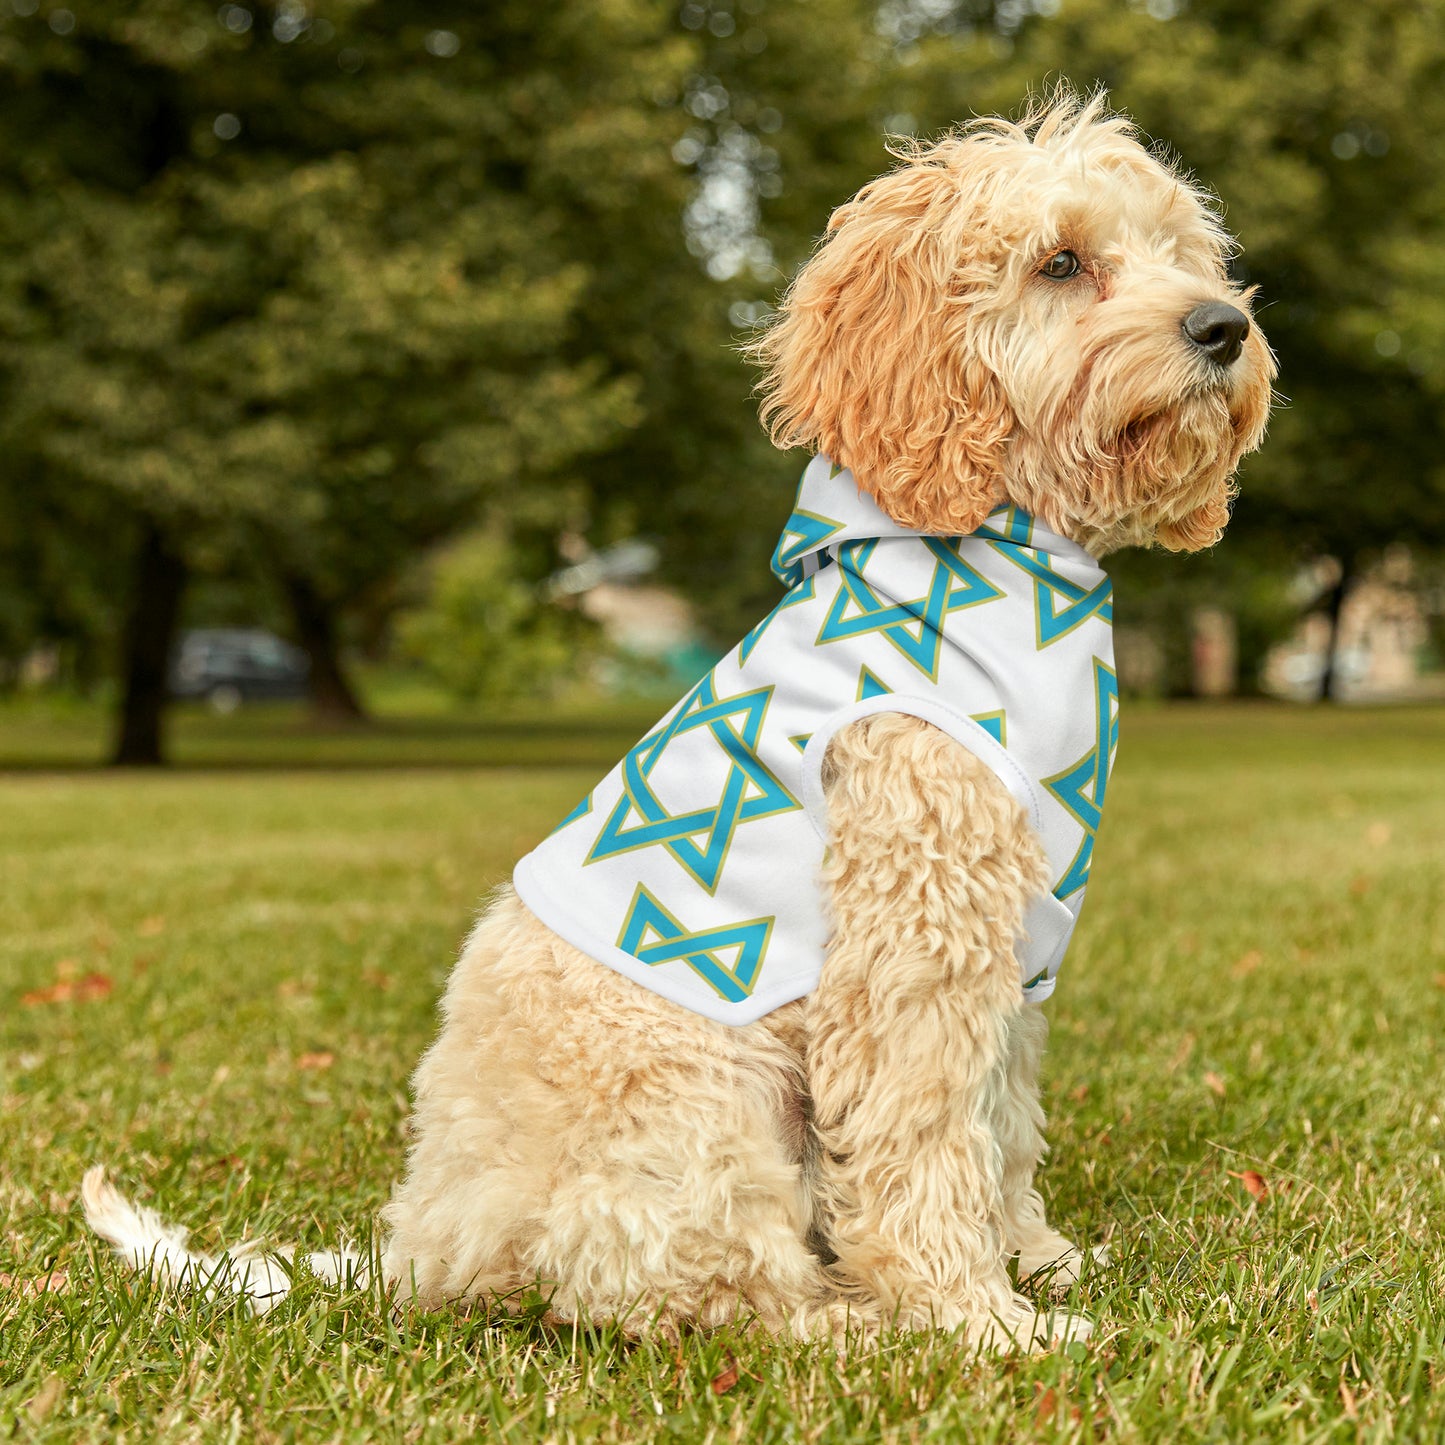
[970,1295,1093,1354]
[1017,1239,1110,1294]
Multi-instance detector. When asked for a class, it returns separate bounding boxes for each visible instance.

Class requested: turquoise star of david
[585,675,799,893]
[815,537,1003,681]
[971,709,1006,746]
[979,508,1112,648]
[1042,658,1119,899]
[617,884,774,1003]
[770,507,845,589]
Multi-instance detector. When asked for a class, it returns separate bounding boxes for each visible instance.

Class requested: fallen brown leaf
[295,1051,334,1071]
[21,973,113,1007]
[21,982,68,1007]
[1348,875,1372,898]
[1231,950,1263,978]
[0,1267,70,1298]
[1204,1071,1227,1098]
[1034,1386,1058,1425]
[1167,1033,1197,1073]
[361,969,394,992]
[1228,1169,1268,1201]
[710,1356,739,1395]
[1339,1380,1358,1419]
[1069,1083,1089,1103]
[1433,973,1445,990]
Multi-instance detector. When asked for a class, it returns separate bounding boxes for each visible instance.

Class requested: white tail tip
[81,1166,368,1314]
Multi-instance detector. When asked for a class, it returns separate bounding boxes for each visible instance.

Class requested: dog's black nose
[1182,302,1250,366]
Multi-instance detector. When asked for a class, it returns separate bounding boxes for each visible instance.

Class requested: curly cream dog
[85,92,1273,1350]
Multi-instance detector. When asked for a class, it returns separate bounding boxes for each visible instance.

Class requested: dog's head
[751,91,1275,554]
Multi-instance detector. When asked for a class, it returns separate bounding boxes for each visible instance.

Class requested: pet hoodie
[513,455,1118,1026]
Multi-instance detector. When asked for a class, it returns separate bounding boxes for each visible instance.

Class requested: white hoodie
[513,456,1118,1026]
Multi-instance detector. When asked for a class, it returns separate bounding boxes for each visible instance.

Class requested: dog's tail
[81,1166,368,1315]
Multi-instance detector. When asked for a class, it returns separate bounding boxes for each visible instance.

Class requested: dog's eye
[1040,250,1081,280]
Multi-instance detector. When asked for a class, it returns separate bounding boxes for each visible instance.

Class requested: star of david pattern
[971,709,1006,746]
[1042,658,1118,899]
[857,665,890,700]
[617,884,774,1003]
[982,517,1113,648]
[770,509,845,589]
[585,674,800,894]
[815,538,1003,681]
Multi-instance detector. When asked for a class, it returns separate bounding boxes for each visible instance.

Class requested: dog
[85,90,1274,1351]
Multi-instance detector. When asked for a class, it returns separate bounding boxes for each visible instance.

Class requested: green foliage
[2,703,1444,1439]
[396,532,596,704]
[0,1,684,621]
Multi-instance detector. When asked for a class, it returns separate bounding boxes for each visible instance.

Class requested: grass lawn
[2,700,1443,1442]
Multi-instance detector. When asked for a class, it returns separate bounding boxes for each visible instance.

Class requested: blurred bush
[395,532,597,706]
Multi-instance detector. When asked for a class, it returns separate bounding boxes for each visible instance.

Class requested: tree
[0,0,692,759]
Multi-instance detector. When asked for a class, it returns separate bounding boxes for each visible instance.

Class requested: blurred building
[1262,548,1440,701]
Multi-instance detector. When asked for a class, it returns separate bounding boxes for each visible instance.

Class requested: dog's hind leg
[383,890,834,1339]
[806,713,1090,1350]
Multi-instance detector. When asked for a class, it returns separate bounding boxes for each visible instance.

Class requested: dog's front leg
[994,1003,1094,1290]
[807,712,1088,1350]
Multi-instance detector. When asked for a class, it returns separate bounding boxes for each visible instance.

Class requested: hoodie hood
[771,455,1097,588]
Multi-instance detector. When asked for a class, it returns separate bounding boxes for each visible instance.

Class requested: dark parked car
[169,629,310,712]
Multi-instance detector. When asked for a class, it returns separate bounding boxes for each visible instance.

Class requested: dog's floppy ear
[750,144,1013,534]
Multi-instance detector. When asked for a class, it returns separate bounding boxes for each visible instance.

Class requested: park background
[2,0,1445,750]
[2,2,1444,1442]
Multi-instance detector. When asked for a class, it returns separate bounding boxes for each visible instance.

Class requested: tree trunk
[1317,553,1355,703]
[111,523,187,766]
[284,572,367,724]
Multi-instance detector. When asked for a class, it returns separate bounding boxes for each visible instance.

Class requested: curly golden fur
[85,90,1273,1352]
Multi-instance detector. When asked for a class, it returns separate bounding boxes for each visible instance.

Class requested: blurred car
[169,629,310,712]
